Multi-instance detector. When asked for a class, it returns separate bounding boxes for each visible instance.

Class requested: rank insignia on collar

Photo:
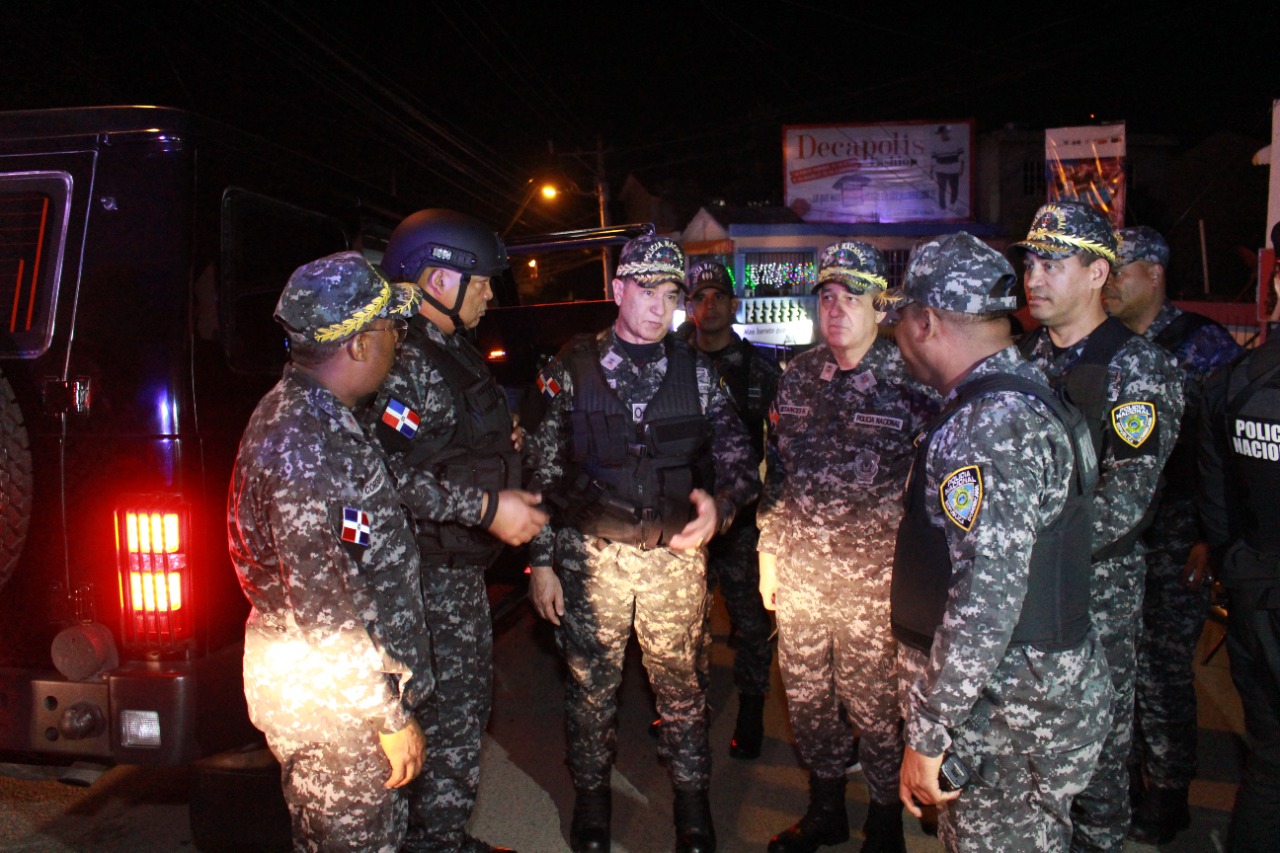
[537,371,561,400]
[381,398,420,439]
[340,507,372,548]
[1111,402,1156,448]
[940,466,983,531]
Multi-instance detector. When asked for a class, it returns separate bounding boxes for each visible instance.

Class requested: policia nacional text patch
[1111,401,1156,450]
[940,466,983,531]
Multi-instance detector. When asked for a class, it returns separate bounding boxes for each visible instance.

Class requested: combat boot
[570,786,611,853]
[729,693,765,760]
[1127,785,1191,844]
[860,800,906,853]
[767,774,849,853]
[673,786,716,853]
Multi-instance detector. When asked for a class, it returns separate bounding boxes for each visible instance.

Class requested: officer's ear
[612,278,627,306]
[419,267,451,299]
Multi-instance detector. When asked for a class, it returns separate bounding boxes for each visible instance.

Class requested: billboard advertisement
[783,121,973,224]
[1045,123,1126,228]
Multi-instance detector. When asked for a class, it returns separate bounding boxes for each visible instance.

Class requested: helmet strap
[421,272,471,333]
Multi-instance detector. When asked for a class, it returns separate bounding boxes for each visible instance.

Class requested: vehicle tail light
[114,496,193,651]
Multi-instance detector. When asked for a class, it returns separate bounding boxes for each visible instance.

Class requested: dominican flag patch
[381,398,420,439]
[340,507,372,548]
[537,371,561,400]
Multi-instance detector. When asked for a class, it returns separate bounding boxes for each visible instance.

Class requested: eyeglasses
[362,319,408,345]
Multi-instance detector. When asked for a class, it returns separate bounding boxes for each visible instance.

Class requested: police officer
[1199,248,1280,852]
[372,210,546,853]
[1014,202,1184,852]
[227,252,430,852]
[758,241,939,853]
[682,261,779,759]
[892,231,1112,852]
[526,235,759,853]
[1102,225,1243,843]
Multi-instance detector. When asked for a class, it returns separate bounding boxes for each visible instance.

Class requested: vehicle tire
[0,365,32,592]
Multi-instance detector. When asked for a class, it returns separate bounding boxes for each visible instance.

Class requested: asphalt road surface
[0,590,1245,851]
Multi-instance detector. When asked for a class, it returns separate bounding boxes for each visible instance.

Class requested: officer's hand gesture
[758,552,778,611]
[900,746,960,817]
[529,566,564,625]
[380,717,426,789]
[668,489,717,551]
[486,489,548,545]
[1180,540,1214,591]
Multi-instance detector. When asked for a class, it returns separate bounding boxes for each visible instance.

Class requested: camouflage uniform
[367,314,508,853]
[759,335,939,798]
[897,346,1113,852]
[686,328,780,697]
[1133,299,1242,790]
[1020,325,1183,852]
[229,364,432,853]
[527,326,759,791]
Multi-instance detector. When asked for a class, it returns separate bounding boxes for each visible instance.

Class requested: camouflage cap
[1115,226,1170,267]
[889,232,1018,314]
[274,251,422,343]
[1012,201,1118,263]
[615,235,686,291]
[686,261,735,299]
[814,240,889,294]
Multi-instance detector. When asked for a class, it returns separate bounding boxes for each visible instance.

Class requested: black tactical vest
[1019,318,1153,561]
[558,333,711,550]
[1225,353,1280,554]
[1150,311,1216,500]
[403,327,520,566]
[891,373,1096,654]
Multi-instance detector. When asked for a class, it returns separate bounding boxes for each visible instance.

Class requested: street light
[503,180,560,237]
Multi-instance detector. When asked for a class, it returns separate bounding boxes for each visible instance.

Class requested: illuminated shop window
[743,251,815,297]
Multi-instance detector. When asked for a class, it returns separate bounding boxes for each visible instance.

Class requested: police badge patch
[1111,401,1156,449]
[940,466,983,531]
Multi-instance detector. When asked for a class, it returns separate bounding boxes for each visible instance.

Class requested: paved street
[0,588,1247,852]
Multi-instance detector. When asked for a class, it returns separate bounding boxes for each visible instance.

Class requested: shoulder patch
[1111,401,1156,448]
[537,370,561,400]
[381,397,420,439]
[340,507,372,548]
[939,466,983,531]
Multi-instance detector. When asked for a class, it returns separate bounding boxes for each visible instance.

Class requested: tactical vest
[404,329,520,566]
[1019,317,1153,561]
[1150,311,1216,499]
[891,372,1097,654]
[556,334,711,550]
[1224,352,1280,554]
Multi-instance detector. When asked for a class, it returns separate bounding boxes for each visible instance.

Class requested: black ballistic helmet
[381,209,509,284]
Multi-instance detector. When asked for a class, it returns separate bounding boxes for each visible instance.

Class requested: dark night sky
[3,1,1277,232]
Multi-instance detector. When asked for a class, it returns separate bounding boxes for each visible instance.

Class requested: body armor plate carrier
[891,373,1097,653]
[553,334,712,550]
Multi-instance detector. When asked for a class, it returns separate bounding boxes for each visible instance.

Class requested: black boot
[1127,785,1191,844]
[860,800,906,853]
[673,787,716,853]
[570,786,611,853]
[729,693,765,760]
[768,775,848,853]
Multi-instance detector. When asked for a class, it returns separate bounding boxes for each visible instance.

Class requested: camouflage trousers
[703,521,773,696]
[1071,551,1144,853]
[940,739,1105,853]
[264,727,407,853]
[1133,506,1208,789]
[776,547,901,801]
[556,539,710,790]
[404,565,494,853]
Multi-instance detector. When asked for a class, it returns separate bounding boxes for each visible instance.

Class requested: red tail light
[114,496,193,651]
